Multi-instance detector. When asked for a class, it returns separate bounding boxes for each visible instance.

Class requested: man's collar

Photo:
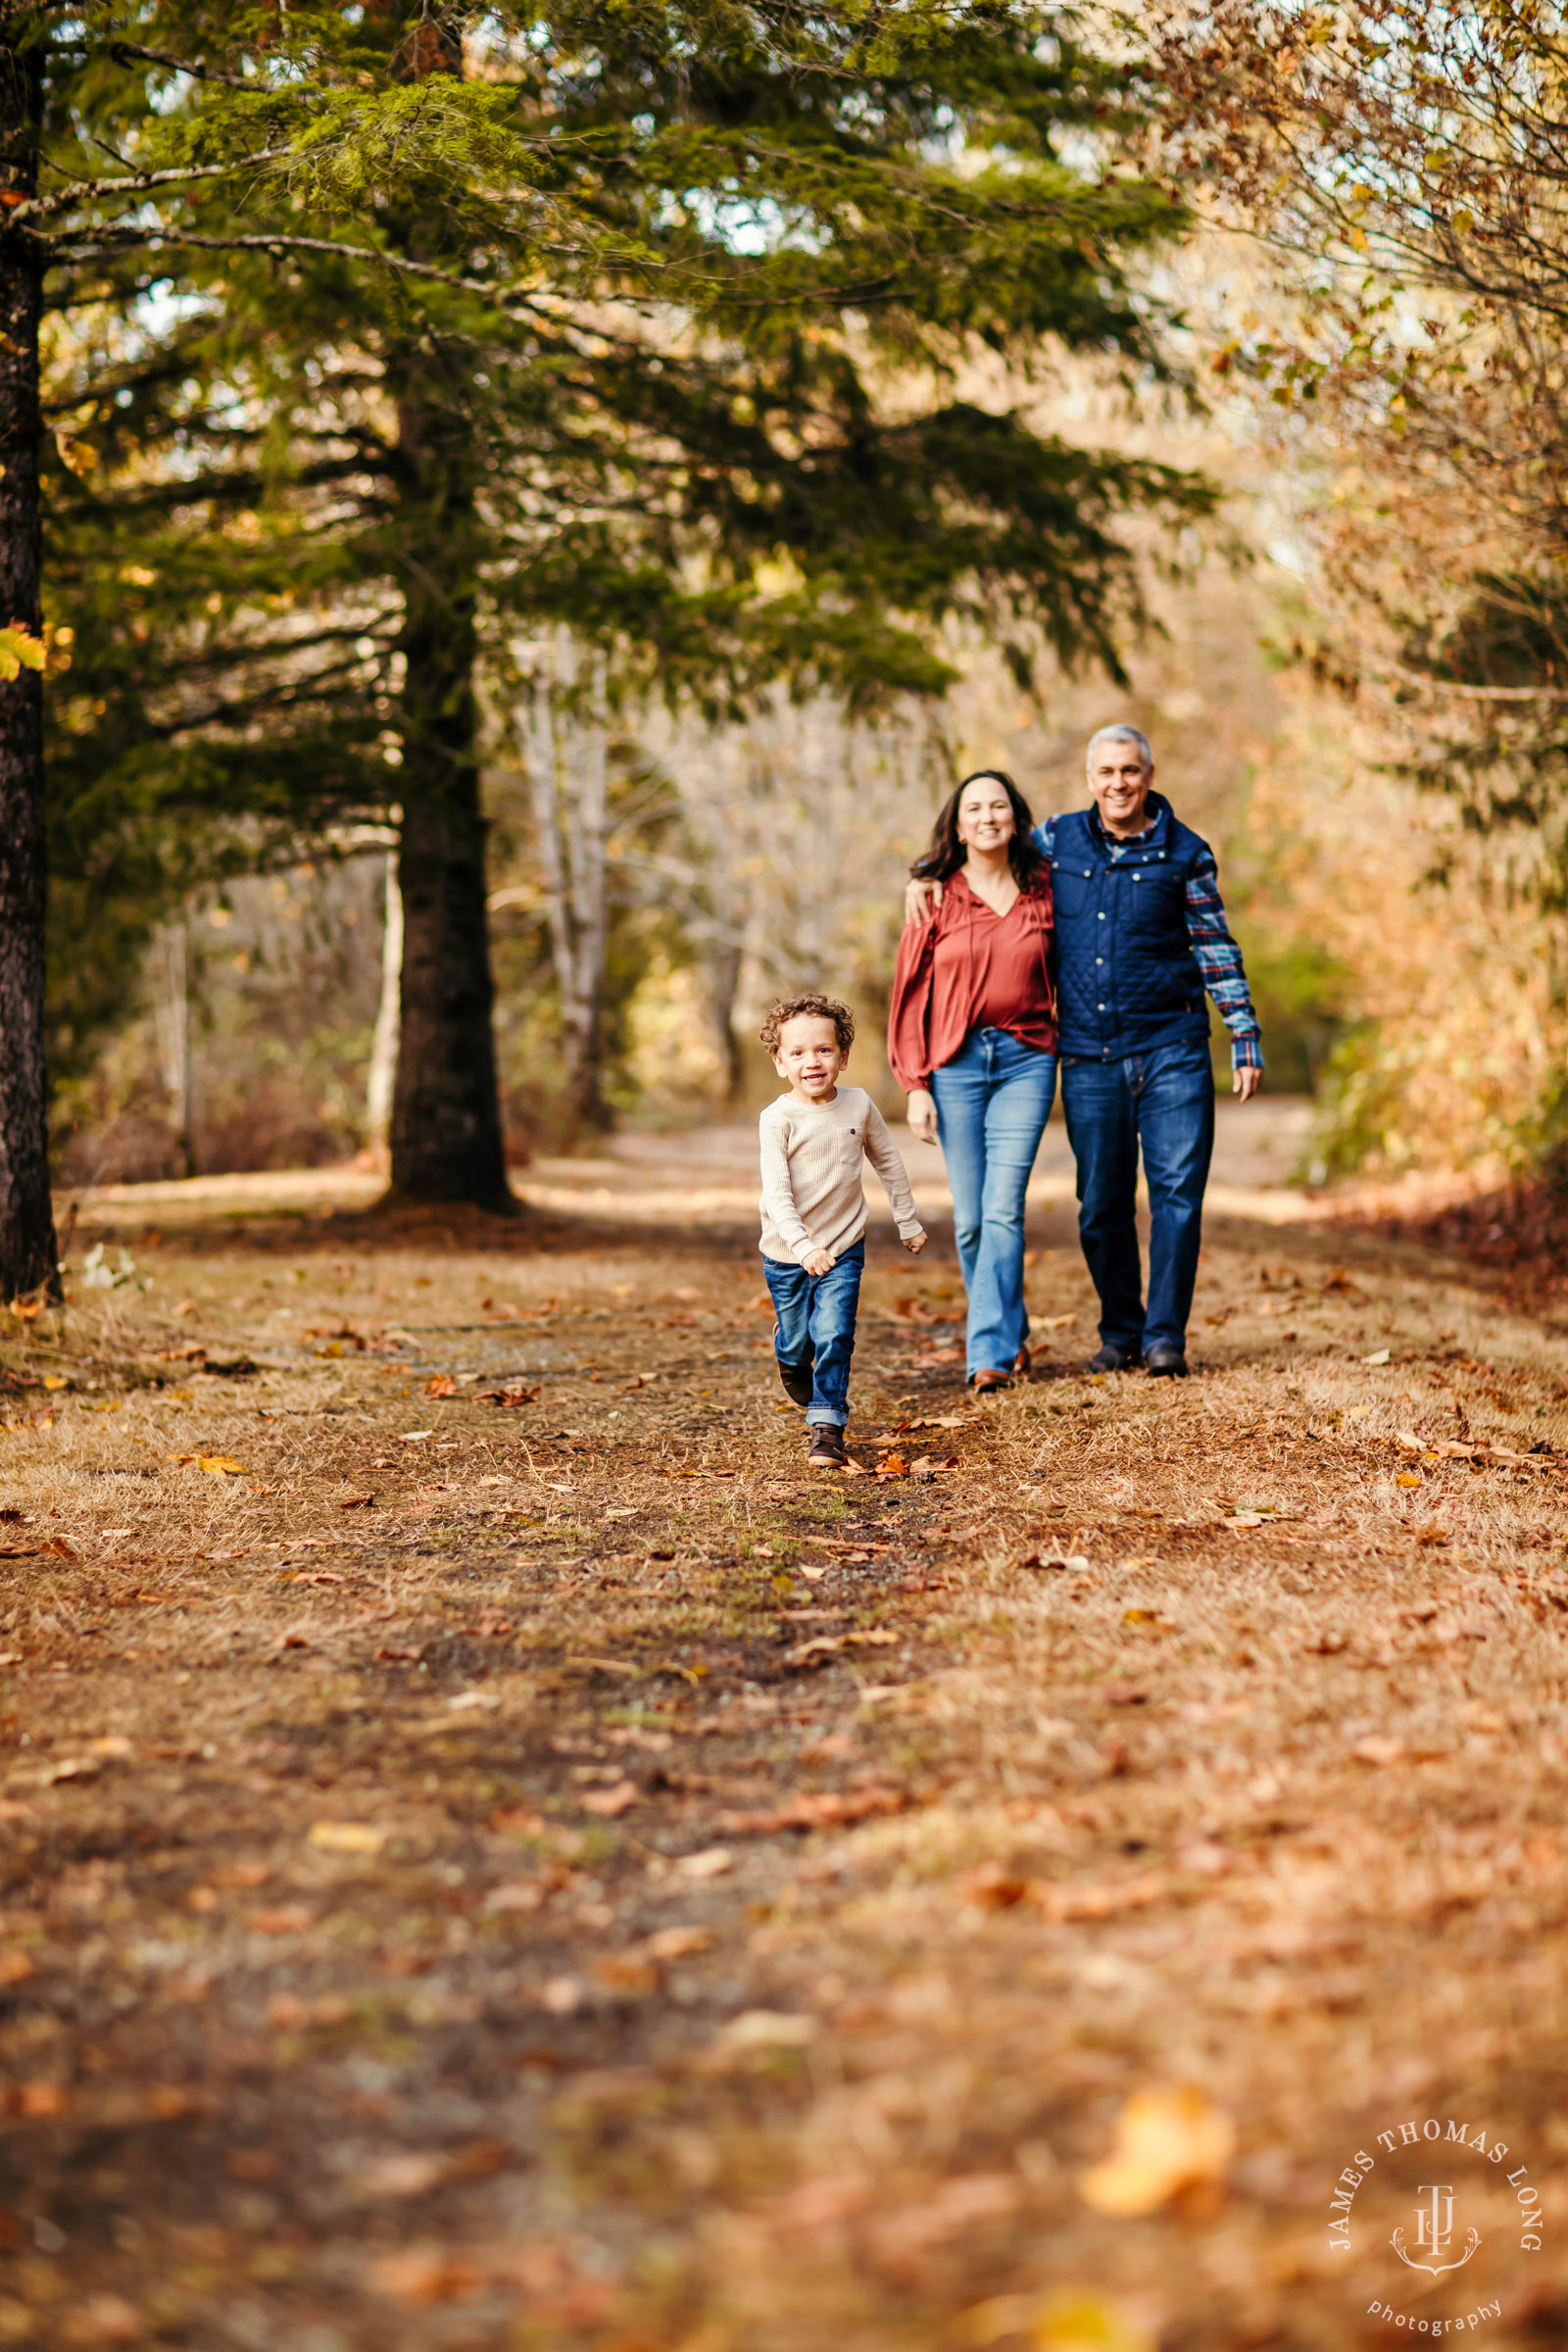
[1089,792,1167,850]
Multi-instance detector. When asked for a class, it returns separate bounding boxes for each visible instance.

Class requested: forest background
[37,2,1565,1209]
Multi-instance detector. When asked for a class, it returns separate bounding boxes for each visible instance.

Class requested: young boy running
[759,994,926,1466]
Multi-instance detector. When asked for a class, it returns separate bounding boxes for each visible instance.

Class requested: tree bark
[154,918,194,1177]
[0,31,57,1298]
[527,636,612,1138]
[385,371,512,1209]
[365,848,401,1170]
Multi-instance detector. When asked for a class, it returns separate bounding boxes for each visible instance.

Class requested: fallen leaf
[1078,2084,1235,2215]
[592,1953,659,1994]
[1022,1552,1090,1573]
[1360,1348,1393,1366]
[1350,1736,1405,1767]
[250,1905,315,1935]
[40,1375,68,1392]
[714,2009,817,2052]
[374,1644,424,1665]
[309,1821,388,1855]
[0,1950,33,1984]
[719,1786,909,1835]
[673,1846,733,1879]
[641,1925,711,1961]
[1038,1872,1165,1922]
[338,1493,375,1509]
[957,2290,1154,2352]
[13,2081,67,2115]
[369,2245,489,2303]
[580,1779,640,1817]
[358,2151,447,2199]
[476,1384,541,1407]
[59,2293,143,2345]
[1396,1471,1422,1490]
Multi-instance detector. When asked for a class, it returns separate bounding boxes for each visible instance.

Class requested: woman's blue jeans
[930,1029,1057,1378]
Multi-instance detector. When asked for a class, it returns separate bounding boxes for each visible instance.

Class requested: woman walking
[888,771,1055,1392]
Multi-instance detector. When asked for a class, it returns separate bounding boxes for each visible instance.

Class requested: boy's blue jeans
[762,1238,864,1427]
[1060,1038,1215,1357]
[929,1029,1057,1378]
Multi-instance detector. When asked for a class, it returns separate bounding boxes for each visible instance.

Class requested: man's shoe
[1145,1345,1189,1379]
[1086,1344,1142,1374]
[972,1367,1011,1393]
[808,1426,847,1466]
[778,1358,813,1408]
[1013,1344,1032,1378]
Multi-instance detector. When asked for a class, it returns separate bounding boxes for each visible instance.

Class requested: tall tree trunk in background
[0,31,57,1298]
[702,937,745,1102]
[154,918,194,1176]
[376,5,511,1210]
[386,373,511,1207]
[528,637,612,1137]
[365,849,401,1170]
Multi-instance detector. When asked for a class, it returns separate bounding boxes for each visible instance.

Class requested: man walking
[905,724,1262,1377]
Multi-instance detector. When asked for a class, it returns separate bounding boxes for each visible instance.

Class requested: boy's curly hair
[760,993,856,1059]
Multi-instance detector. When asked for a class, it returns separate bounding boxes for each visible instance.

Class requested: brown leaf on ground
[424,1374,459,1397]
[1037,1872,1166,1921]
[579,1778,640,1817]
[718,1785,909,1835]
[1079,2085,1235,2216]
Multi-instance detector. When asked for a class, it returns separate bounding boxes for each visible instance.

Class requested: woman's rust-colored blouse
[887,869,1056,1093]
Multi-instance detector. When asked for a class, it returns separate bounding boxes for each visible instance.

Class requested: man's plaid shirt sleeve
[1186,849,1263,1070]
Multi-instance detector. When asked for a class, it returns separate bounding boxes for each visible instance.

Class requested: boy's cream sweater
[759,1086,923,1265]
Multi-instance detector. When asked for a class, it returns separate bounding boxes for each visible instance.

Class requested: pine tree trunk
[0,36,57,1298]
[385,378,512,1210]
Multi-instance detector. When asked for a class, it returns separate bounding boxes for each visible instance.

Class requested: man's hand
[1233,1064,1263,1102]
[800,1246,835,1276]
[903,876,942,929]
[906,1089,939,1146]
[903,1229,928,1255]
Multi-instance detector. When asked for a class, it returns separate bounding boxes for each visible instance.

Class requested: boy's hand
[906,1089,939,1146]
[800,1247,835,1276]
[903,1230,928,1255]
[904,877,942,929]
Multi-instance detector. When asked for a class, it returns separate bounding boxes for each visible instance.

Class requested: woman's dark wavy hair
[910,770,1048,890]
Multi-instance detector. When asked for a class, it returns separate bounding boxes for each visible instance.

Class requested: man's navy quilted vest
[1041,797,1212,1061]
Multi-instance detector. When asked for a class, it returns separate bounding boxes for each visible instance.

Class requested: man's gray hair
[1086,722,1152,769]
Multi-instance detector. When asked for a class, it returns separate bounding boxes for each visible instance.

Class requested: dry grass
[0,1191,1562,2350]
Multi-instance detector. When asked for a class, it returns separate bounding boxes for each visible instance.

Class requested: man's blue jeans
[762,1238,864,1427]
[1060,1039,1215,1357]
[929,1029,1057,1378]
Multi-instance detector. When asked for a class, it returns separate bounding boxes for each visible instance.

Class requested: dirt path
[0,1135,1564,2351]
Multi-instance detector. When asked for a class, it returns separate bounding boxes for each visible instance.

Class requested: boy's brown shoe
[808,1426,847,1466]
[778,1358,813,1408]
